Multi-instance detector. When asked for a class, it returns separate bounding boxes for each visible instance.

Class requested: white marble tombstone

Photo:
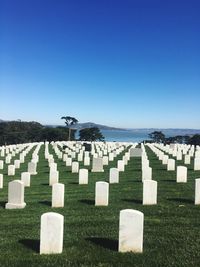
[95,181,109,206]
[52,183,65,208]
[142,167,152,181]
[79,169,88,184]
[143,180,157,205]
[184,155,191,165]
[28,162,37,175]
[92,158,104,172]
[162,155,169,165]
[8,165,15,176]
[20,154,25,163]
[21,172,31,187]
[103,156,109,165]
[0,174,3,188]
[6,180,26,209]
[118,209,144,253]
[72,161,79,173]
[77,153,82,162]
[71,152,76,159]
[5,155,11,164]
[49,170,59,186]
[49,162,57,172]
[117,160,125,172]
[167,159,175,171]
[84,156,90,166]
[14,159,20,169]
[109,168,119,183]
[195,178,200,205]
[176,166,187,183]
[176,151,182,160]
[66,158,72,166]
[109,153,114,161]
[194,158,200,171]
[0,160,4,169]
[40,212,64,254]
[130,148,142,157]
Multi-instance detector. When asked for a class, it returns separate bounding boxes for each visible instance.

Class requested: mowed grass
[0,144,200,267]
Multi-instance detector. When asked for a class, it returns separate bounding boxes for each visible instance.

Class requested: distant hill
[69,122,127,131]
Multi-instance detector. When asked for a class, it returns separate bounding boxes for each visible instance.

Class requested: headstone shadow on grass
[79,199,95,205]
[122,198,142,204]
[41,183,49,186]
[19,239,40,253]
[38,200,51,206]
[85,237,118,251]
[167,197,193,204]
[0,201,6,208]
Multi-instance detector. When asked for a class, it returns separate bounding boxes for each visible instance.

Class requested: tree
[188,134,200,145]
[148,131,165,143]
[61,116,78,141]
[79,127,105,141]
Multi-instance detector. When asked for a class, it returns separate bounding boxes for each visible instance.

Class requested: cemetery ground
[0,145,200,267]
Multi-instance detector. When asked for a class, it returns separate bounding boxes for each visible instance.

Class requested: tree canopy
[0,121,76,145]
[148,131,166,143]
[79,127,105,141]
[61,116,78,141]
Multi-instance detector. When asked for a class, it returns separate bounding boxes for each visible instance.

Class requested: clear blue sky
[1,0,200,128]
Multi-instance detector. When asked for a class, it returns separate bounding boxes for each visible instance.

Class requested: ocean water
[101,130,148,142]
[76,128,200,143]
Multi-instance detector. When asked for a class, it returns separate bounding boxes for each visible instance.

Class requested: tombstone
[130,148,142,157]
[95,181,109,206]
[176,166,187,183]
[52,183,65,208]
[184,155,191,165]
[28,162,37,175]
[66,158,72,166]
[63,154,68,161]
[8,165,15,176]
[109,153,114,161]
[162,155,169,165]
[143,180,157,205]
[118,209,144,253]
[78,153,83,162]
[142,167,152,181]
[92,158,104,172]
[195,178,200,205]
[0,174,3,188]
[176,151,182,160]
[72,162,79,173]
[109,168,119,183]
[194,158,200,171]
[40,212,64,254]
[49,170,59,186]
[123,156,128,165]
[71,152,76,159]
[117,160,125,172]
[103,156,109,165]
[5,155,11,164]
[20,153,25,163]
[13,159,20,169]
[49,162,57,172]
[84,156,90,166]
[0,160,4,169]
[167,159,175,171]
[5,180,26,209]
[79,169,88,184]
[21,172,31,187]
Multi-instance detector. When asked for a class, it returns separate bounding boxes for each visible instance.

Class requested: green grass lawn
[0,144,200,267]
